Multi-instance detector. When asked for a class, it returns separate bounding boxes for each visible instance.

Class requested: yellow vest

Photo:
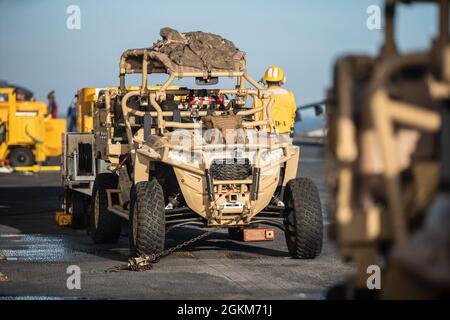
[257,86,297,133]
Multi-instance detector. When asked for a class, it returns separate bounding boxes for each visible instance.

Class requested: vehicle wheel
[90,173,122,243]
[129,179,165,256]
[8,148,35,166]
[71,191,89,229]
[283,177,323,259]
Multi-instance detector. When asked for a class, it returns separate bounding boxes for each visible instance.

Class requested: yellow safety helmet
[263,66,286,84]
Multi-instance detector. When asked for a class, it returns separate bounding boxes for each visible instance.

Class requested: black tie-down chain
[106,213,247,273]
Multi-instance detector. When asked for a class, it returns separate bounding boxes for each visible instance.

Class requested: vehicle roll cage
[112,48,276,151]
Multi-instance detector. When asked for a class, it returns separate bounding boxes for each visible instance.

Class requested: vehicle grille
[210,158,252,180]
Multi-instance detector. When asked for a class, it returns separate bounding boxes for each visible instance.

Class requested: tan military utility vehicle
[326,0,449,299]
[72,29,323,259]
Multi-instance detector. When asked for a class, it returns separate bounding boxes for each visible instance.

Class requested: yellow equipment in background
[76,88,96,133]
[0,86,66,167]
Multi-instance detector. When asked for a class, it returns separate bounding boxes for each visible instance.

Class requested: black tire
[129,179,165,256]
[8,148,35,166]
[71,191,89,229]
[90,173,122,243]
[283,177,323,259]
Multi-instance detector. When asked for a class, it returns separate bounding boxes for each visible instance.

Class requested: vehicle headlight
[261,148,283,163]
[168,150,200,164]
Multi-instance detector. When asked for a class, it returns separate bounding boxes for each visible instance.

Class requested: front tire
[129,179,165,256]
[90,173,122,243]
[283,177,323,259]
[8,148,35,167]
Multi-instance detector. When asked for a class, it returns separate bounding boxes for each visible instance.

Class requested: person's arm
[289,92,297,124]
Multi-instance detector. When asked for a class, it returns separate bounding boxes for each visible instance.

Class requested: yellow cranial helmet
[263,66,286,84]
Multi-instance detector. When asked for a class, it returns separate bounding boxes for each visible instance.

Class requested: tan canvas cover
[121,28,246,75]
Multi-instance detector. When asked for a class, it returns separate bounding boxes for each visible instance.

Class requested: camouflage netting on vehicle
[153,27,245,72]
[121,28,246,74]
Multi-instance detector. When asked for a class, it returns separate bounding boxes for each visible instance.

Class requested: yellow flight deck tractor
[75,87,96,133]
[62,28,324,260]
[0,83,66,168]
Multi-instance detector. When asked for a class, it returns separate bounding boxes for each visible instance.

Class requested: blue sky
[0,0,437,119]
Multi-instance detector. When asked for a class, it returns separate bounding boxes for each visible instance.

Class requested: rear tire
[71,191,89,229]
[90,173,122,243]
[283,177,323,259]
[8,148,35,167]
[129,179,165,256]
